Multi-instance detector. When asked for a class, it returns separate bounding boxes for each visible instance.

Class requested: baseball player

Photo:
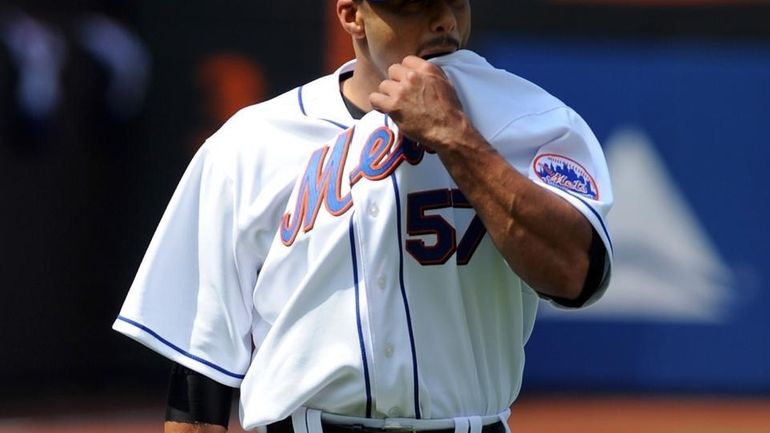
[113,1,613,432]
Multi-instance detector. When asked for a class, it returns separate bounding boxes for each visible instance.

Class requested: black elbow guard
[166,362,235,427]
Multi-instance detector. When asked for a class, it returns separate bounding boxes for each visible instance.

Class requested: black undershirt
[340,71,367,120]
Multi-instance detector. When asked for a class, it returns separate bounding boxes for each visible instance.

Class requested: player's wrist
[428,114,486,157]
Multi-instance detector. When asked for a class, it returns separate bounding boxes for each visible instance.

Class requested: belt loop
[469,416,482,433]
[453,417,469,433]
[497,408,511,433]
[292,408,309,433]
[306,409,323,433]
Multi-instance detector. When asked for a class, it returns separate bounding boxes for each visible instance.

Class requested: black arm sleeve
[166,362,235,427]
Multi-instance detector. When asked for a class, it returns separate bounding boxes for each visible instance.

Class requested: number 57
[405,189,487,266]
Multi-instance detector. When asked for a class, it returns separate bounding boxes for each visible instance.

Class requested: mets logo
[534,154,599,200]
[280,126,426,246]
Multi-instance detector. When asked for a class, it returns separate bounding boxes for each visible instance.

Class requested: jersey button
[384,344,394,358]
[376,276,386,289]
[368,203,380,218]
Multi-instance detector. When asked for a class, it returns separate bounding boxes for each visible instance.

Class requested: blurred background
[1,0,769,431]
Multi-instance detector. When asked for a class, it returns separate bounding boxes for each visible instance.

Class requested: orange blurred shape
[198,53,267,125]
[326,0,355,73]
[510,396,770,433]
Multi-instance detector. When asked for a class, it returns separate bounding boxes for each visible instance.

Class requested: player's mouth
[418,36,460,60]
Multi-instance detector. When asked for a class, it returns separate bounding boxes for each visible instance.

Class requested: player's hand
[369,55,470,152]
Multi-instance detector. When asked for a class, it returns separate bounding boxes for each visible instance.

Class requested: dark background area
[2,0,769,409]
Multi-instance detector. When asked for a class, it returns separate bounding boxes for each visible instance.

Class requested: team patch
[534,154,599,200]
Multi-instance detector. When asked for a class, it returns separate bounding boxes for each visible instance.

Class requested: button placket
[352,174,415,418]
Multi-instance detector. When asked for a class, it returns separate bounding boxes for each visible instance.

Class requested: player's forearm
[433,119,593,300]
[165,421,228,433]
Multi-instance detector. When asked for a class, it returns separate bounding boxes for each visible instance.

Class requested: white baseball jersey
[113,50,613,431]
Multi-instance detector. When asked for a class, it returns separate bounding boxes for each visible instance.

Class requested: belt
[267,416,507,433]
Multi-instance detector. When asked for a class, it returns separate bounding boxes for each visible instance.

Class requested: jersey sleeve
[526,108,614,307]
[113,141,253,387]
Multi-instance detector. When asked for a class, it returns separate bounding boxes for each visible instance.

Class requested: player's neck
[340,62,383,114]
